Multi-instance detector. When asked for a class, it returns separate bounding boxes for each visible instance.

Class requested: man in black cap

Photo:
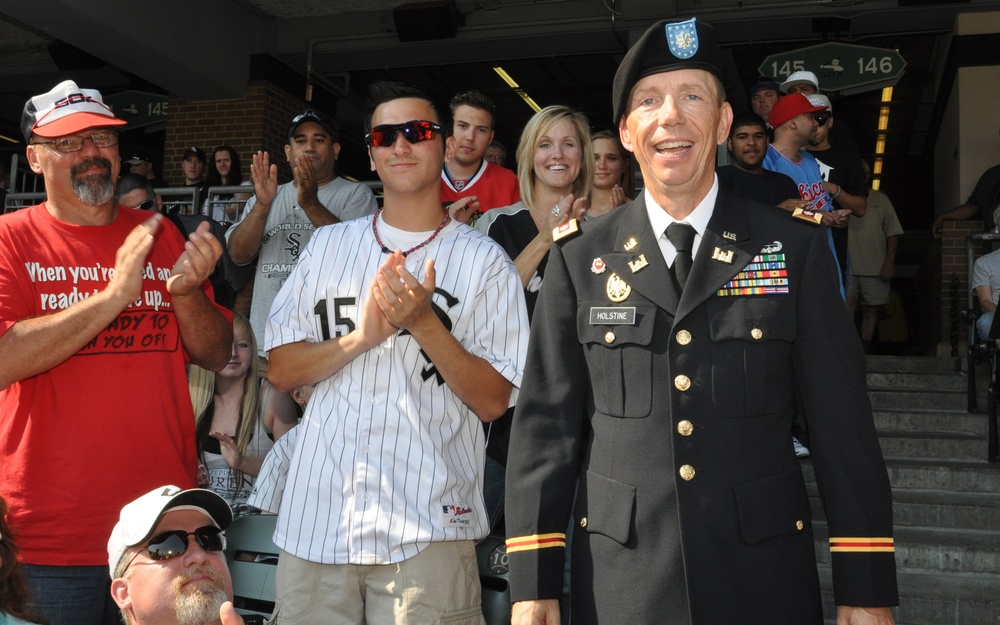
[749,77,781,125]
[180,146,209,198]
[504,17,898,625]
[126,148,169,189]
[225,109,378,360]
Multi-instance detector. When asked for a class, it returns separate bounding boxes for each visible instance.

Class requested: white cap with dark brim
[107,485,232,579]
[22,80,126,142]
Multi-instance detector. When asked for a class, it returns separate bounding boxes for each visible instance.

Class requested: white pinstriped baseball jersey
[247,424,299,515]
[264,214,528,565]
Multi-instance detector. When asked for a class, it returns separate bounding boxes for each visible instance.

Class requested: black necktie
[666,223,696,291]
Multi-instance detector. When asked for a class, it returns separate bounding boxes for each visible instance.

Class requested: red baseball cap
[768,93,827,130]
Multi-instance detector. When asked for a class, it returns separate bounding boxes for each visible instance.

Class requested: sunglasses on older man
[365,120,446,148]
[122,526,226,572]
[813,114,830,127]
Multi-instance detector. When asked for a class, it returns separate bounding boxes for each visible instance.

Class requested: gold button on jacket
[679,464,696,481]
[675,329,692,345]
[677,420,694,436]
[674,375,691,391]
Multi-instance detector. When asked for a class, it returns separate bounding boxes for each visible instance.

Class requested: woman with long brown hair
[0,497,45,624]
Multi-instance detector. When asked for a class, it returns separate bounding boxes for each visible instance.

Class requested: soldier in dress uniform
[503,17,898,625]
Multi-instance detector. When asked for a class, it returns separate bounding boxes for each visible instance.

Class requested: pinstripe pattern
[264,215,528,565]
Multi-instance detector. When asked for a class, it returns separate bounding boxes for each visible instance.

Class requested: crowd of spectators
[9,22,1000,622]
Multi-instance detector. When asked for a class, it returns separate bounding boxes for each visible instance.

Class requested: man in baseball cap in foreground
[109,486,244,625]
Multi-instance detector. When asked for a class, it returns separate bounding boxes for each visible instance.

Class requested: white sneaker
[793,437,811,458]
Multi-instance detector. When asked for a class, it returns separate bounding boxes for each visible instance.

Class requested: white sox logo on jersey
[284,232,303,259]
[314,287,460,386]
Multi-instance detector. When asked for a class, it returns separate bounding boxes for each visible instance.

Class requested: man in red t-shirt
[0,80,233,625]
[440,89,520,219]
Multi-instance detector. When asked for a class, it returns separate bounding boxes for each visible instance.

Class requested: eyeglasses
[813,115,829,127]
[31,131,119,153]
[134,199,156,210]
[122,526,226,572]
[365,120,446,148]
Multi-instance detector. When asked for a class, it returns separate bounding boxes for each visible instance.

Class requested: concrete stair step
[876,430,987,462]
[873,408,988,437]
[865,355,966,374]
[812,522,1000,575]
[806,485,1000,531]
[801,458,1000,493]
[868,387,968,411]
[866,370,968,392]
[818,565,1000,625]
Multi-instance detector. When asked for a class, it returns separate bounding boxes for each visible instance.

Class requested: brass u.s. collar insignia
[607,273,632,302]
[723,231,737,241]
[712,247,734,263]
[628,254,649,273]
[624,237,638,251]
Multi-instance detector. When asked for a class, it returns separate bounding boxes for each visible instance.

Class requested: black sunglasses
[365,120,446,148]
[135,199,156,211]
[123,526,225,571]
[813,114,829,127]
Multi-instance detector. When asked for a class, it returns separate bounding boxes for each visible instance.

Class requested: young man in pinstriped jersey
[263,81,529,625]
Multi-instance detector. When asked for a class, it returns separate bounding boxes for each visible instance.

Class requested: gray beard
[70,158,115,206]
[175,585,227,625]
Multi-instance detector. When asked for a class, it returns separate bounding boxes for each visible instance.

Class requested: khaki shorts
[268,542,485,625]
[848,275,890,306]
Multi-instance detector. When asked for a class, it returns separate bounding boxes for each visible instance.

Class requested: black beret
[612,18,725,122]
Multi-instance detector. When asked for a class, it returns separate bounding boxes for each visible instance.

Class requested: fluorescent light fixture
[871,87,893,188]
[518,92,542,113]
[495,65,541,113]
[493,66,519,89]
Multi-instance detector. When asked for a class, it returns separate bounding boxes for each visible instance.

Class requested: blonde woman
[476,105,593,318]
[588,129,635,218]
[190,314,274,511]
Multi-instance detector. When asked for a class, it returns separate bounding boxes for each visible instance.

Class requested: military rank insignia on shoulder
[792,207,824,225]
[553,218,582,244]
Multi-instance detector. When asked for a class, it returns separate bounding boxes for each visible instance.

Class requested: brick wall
[164,80,305,186]
[939,220,983,354]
